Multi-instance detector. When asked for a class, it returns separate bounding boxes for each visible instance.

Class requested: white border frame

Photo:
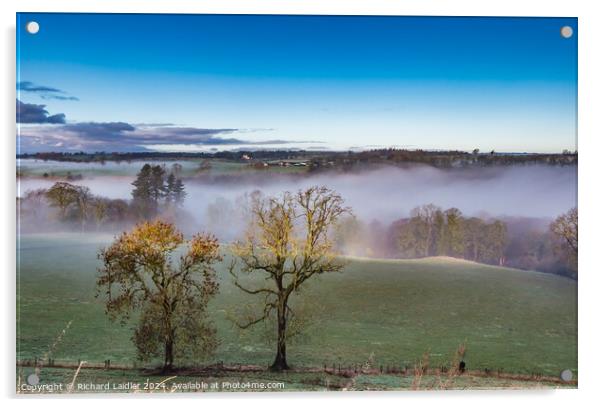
[2,1,600,406]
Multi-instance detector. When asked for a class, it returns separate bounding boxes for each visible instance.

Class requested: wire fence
[16,358,574,385]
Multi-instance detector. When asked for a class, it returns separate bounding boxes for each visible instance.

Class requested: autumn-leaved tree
[229,186,349,371]
[97,221,221,372]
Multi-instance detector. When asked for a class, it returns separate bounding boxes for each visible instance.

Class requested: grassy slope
[17,234,577,377]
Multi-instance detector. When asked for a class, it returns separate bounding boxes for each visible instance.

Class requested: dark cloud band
[16,94,286,152]
[17,116,287,152]
[17,99,66,124]
[17,81,79,101]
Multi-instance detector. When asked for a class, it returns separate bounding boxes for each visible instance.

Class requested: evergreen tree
[165,173,177,205]
[173,178,186,205]
[132,164,158,219]
[171,162,183,176]
[165,172,186,206]
[150,165,167,202]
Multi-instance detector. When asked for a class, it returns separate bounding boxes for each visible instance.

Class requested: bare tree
[229,186,349,371]
[410,204,440,257]
[92,198,108,229]
[74,186,93,232]
[46,182,79,219]
[19,188,48,223]
[550,207,578,273]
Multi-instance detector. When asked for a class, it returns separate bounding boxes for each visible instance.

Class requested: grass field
[17,233,577,388]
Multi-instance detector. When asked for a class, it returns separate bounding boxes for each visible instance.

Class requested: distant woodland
[17,148,577,171]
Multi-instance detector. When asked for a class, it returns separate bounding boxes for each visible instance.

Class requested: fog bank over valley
[19,163,576,226]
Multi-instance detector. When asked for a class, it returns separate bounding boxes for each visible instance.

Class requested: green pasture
[17,234,577,378]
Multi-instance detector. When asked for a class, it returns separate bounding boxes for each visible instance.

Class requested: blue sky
[16,14,577,153]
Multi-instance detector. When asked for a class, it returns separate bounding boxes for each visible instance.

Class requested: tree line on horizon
[17,162,577,277]
[17,148,578,172]
[18,163,187,232]
[397,205,507,265]
[334,206,577,277]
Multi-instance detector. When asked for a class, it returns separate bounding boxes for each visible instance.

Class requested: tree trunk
[163,337,174,373]
[425,224,432,257]
[270,304,289,371]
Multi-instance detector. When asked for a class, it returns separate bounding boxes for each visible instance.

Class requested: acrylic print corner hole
[16,13,577,394]
[25,21,39,34]
[561,25,574,38]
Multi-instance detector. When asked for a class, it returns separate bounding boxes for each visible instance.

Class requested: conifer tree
[172,178,186,205]
[132,164,158,219]
[165,173,177,205]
